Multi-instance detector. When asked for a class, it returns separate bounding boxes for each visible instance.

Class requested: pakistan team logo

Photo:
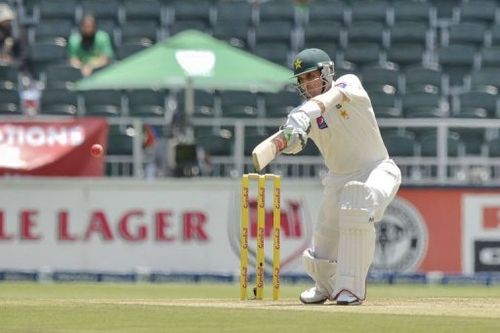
[372,197,428,272]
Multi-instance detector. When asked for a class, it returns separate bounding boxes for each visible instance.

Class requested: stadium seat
[82,89,123,117]
[479,47,500,68]
[382,130,417,156]
[32,19,73,44]
[0,88,21,115]
[343,42,380,67]
[40,88,79,116]
[0,64,19,90]
[451,128,485,156]
[487,137,500,157]
[386,43,425,67]
[120,21,158,44]
[360,65,400,95]
[419,131,462,157]
[196,133,233,157]
[215,1,253,25]
[170,0,212,24]
[432,0,458,20]
[254,21,293,45]
[116,41,151,60]
[107,130,134,155]
[81,0,120,23]
[28,42,67,78]
[455,91,498,118]
[393,1,434,25]
[349,0,388,24]
[347,21,385,45]
[447,22,486,47]
[458,0,496,24]
[127,89,167,118]
[404,65,444,94]
[170,20,209,34]
[469,68,500,92]
[307,0,345,24]
[491,25,500,47]
[303,21,342,48]
[35,0,78,22]
[253,41,289,66]
[219,91,259,118]
[263,90,302,118]
[402,92,447,118]
[212,21,250,49]
[123,0,162,24]
[258,0,295,24]
[176,90,217,118]
[369,91,402,118]
[437,44,476,86]
[44,64,82,89]
[390,21,428,46]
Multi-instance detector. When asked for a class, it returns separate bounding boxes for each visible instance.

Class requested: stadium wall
[0,179,499,276]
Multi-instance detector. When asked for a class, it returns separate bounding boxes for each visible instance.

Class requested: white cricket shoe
[299,286,329,304]
[335,291,362,305]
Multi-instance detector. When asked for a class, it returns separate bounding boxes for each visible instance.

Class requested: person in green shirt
[68,14,113,76]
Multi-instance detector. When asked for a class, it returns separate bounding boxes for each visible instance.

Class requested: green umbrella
[75,29,293,92]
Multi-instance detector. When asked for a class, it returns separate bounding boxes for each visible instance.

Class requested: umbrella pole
[183,78,195,143]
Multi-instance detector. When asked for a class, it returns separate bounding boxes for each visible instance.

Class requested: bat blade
[252,130,287,171]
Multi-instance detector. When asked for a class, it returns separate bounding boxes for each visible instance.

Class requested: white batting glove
[285,110,312,134]
[280,111,310,155]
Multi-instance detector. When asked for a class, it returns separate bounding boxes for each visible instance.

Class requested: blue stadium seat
[347,21,385,46]
[0,88,21,115]
[40,88,79,116]
[127,89,167,118]
[219,91,259,118]
[458,0,496,24]
[393,1,434,25]
[44,64,82,89]
[123,0,162,24]
[81,0,120,24]
[349,0,388,25]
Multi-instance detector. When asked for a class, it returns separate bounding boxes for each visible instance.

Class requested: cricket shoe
[335,291,362,306]
[299,286,329,304]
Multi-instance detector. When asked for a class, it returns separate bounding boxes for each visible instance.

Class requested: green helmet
[292,48,335,98]
[292,48,334,77]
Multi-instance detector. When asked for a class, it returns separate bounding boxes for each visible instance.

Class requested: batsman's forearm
[300,87,345,119]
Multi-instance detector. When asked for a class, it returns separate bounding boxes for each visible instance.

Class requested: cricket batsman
[281,48,401,305]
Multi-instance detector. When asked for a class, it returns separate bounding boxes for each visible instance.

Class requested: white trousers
[312,158,401,261]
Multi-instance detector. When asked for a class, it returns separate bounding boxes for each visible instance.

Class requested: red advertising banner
[0,118,108,176]
[391,188,500,274]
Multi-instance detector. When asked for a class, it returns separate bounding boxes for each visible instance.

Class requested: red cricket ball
[90,144,103,157]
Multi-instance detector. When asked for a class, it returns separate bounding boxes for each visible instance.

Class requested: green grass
[1,283,500,333]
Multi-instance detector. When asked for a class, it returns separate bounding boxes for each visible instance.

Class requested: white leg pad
[302,248,337,295]
[332,181,376,301]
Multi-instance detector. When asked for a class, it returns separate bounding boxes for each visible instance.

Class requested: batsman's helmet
[292,48,335,98]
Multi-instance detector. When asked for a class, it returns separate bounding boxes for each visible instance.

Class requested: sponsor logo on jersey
[372,197,428,272]
[316,116,328,129]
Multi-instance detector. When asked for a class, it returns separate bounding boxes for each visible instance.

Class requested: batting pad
[332,181,376,300]
[302,248,337,295]
[332,210,375,300]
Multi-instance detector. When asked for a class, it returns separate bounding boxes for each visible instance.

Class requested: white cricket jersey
[306,74,389,174]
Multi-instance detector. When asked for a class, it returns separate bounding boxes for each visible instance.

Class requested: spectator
[0,3,26,68]
[68,14,113,77]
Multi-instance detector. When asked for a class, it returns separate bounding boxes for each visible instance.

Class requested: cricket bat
[252,129,287,171]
